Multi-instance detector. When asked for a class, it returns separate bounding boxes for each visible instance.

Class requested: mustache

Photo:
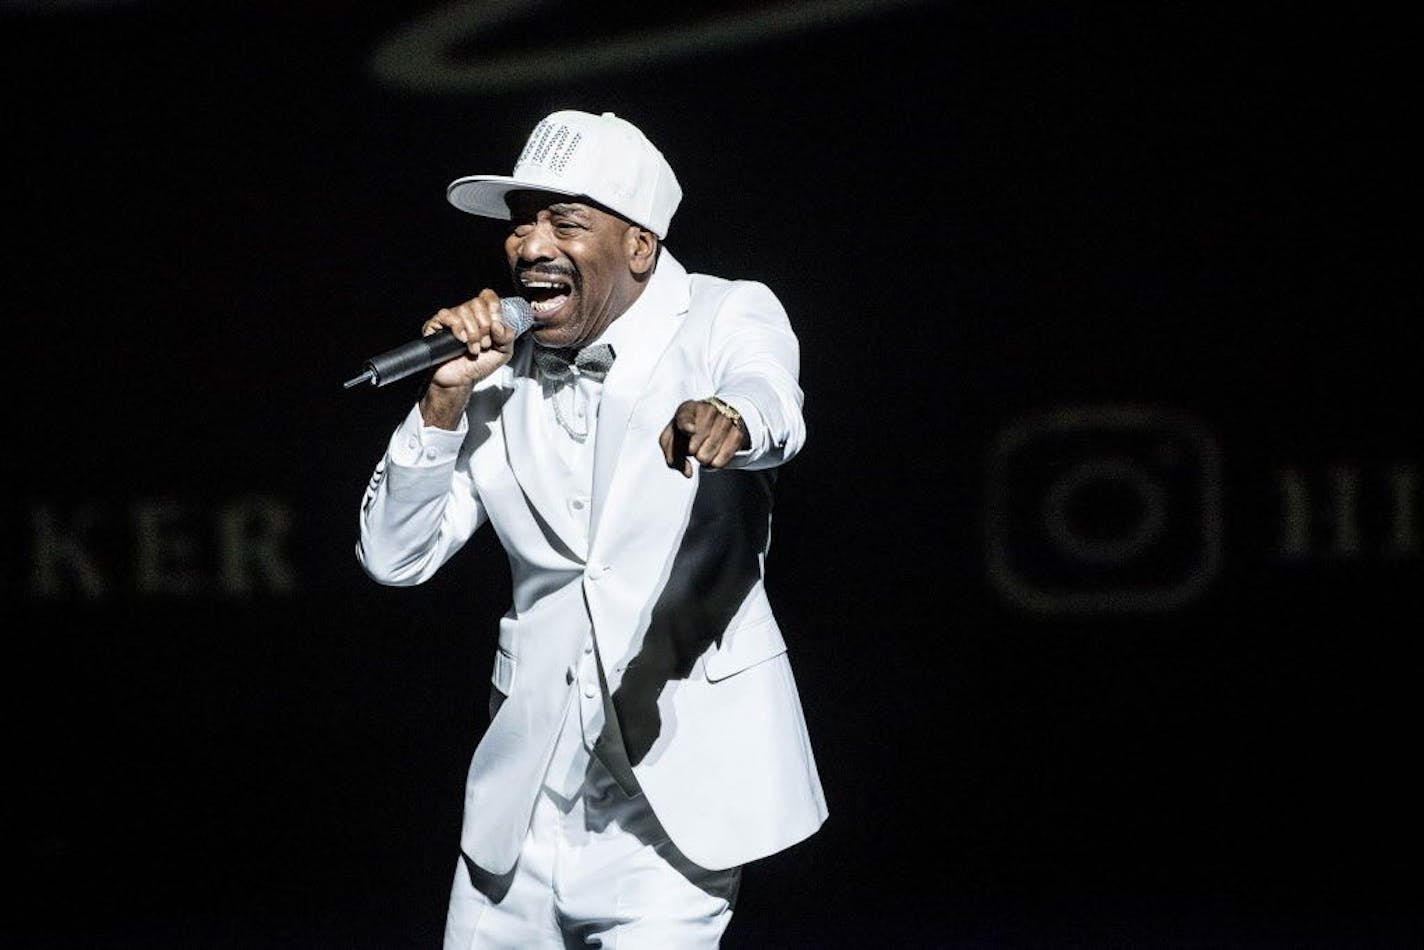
[514,262,576,282]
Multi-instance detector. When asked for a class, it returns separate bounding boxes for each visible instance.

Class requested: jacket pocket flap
[491,646,517,694]
[702,615,787,682]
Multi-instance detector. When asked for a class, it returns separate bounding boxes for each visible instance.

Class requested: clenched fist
[418,289,518,429]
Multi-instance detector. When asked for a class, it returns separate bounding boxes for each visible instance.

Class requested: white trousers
[443,753,740,949]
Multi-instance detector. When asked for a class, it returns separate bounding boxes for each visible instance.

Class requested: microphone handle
[353,329,468,389]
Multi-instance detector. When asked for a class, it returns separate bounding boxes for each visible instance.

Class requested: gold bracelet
[701,395,743,427]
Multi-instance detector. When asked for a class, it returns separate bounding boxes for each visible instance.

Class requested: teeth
[519,276,571,315]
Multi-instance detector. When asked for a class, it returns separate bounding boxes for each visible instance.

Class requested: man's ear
[626,226,659,276]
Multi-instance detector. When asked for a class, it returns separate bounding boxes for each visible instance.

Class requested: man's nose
[515,222,557,261]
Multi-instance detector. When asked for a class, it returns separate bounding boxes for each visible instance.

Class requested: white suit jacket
[357,251,827,873]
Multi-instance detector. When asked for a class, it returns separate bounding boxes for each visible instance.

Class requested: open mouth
[518,274,573,320]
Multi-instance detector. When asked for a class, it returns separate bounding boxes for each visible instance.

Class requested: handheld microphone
[344,297,535,389]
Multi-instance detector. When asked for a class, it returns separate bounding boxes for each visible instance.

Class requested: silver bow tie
[532,343,617,384]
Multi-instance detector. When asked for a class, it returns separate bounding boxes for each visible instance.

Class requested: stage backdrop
[4,2,1418,946]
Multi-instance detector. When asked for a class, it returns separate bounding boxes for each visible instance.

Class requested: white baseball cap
[447,110,683,238]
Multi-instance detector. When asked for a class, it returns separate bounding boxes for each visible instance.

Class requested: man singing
[357,110,826,948]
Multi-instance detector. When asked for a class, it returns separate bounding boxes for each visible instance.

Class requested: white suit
[357,251,826,875]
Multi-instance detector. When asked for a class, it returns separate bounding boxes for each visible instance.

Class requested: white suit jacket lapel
[590,252,691,541]
[501,346,589,561]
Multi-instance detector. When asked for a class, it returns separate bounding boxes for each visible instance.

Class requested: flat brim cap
[447,110,682,239]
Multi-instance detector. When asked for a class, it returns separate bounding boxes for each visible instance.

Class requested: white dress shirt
[533,314,641,801]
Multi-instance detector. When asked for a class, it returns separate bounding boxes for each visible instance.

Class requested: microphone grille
[500,297,536,337]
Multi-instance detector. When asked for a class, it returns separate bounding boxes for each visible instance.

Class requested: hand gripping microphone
[343,298,535,389]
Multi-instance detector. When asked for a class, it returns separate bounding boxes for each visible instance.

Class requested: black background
[4,1,1419,946]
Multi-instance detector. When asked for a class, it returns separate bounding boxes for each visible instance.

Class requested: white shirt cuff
[390,403,468,467]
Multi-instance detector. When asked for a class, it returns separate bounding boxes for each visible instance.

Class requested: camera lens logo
[986,406,1223,614]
